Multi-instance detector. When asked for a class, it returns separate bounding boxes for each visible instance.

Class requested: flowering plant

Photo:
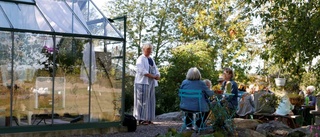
[310,125,320,137]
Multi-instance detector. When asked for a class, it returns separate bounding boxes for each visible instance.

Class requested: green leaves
[156,40,219,113]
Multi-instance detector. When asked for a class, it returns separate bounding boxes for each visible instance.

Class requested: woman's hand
[144,73,159,80]
[154,76,160,80]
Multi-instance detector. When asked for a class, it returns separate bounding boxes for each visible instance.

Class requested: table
[32,113,59,125]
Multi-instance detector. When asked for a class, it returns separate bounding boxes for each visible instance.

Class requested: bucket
[275,78,286,87]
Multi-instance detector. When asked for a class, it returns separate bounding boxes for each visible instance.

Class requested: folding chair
[179,89,210,133]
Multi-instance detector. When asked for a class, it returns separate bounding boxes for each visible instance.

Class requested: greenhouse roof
[0,0,123,40]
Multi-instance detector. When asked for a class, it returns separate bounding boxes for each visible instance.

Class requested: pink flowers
[43,45,58,54]
[310,125,320,136]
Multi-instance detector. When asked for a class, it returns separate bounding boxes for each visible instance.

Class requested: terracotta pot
[289,96,304,106]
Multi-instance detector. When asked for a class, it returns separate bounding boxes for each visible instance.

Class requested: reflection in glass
[0,31,11,126]
[91,39,123,122]
[11,33,51,126]
[36,0,89,34]
[66,0,123,38]
[0,1,51,31]
[54,37,89,124]
[0,8,10,28]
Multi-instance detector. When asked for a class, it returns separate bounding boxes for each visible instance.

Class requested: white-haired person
[302,86,316,125]
[203,79,212,89]
[133,43,160,125]
[180,67,214,130]
[305,86,316,106]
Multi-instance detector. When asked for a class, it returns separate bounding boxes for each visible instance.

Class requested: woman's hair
[306,86,315,93]
[203,79,212,89]
[258,82,268,91]
[249,84,255,90]
[141,43,153,50]
[223,67,234,79]
[248,84,256,94]
[186,67,201,80]
[238,84,246,91]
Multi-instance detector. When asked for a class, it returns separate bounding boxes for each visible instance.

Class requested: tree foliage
[248,0,320,84]
[156,40,218,114]
[174,0,255,72]
[107,0,178,65]
[101,0,320,113]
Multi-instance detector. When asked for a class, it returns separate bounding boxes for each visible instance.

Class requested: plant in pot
[259,92,281,109]
[288,93,304,106]
[285,82,305,106]
[275,70,286,87]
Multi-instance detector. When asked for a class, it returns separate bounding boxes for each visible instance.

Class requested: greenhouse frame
[0,0,126,134]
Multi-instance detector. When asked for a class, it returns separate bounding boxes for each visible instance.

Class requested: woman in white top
[133,43,160,125]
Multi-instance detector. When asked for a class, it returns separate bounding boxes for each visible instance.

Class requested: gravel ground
[107,120,183,137]
[68,120,214,137]
[65,120,183,137]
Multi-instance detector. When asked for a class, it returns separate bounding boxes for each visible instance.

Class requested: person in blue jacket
[179,67,214,130]
[221,67,238,113]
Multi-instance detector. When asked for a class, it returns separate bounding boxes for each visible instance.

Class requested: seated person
[237,89,255,118]
[203,79,215,102]
[264,85,274,94]
[220,68,238,111]
[238,84,246,102]
[203,79,212,90]
[305,86,316,106]
[302,86,316,125]
[211,76,224,95]
[253,83,275,114]
[248,84,256,100]
[180,67,214,130]
[217,75,224,86]
[274,92,294,116]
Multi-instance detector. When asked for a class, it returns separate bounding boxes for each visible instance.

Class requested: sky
[92,0,107,9]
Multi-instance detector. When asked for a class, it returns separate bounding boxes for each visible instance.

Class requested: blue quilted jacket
[179,80,214,112]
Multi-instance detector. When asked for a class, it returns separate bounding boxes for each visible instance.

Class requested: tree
[107,0,178,65]
[174,0,255,76]
[156,40,218,114]
[248,0,320,84]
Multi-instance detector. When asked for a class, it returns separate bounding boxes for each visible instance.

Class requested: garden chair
[179,89,211,133]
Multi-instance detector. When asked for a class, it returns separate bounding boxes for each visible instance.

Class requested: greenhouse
[0,0,126,134]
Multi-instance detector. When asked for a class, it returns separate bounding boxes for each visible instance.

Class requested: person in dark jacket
[221,67,238,112]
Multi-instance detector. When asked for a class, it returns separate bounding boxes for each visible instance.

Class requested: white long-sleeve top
[134,54,160,87]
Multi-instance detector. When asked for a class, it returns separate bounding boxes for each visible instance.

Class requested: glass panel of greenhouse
[0,1,51,31]
[0,8,10,28]
[66,0,123,38]
[12,0,35,3]
[0,0,125,134]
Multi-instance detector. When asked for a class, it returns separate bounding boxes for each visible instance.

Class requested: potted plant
[259,92,281,109]
[275,70,286,87]
[288,93,304,106]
